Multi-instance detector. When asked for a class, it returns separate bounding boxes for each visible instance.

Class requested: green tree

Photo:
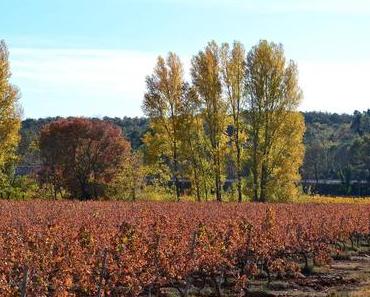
[350,135,370,183]
[0,40,21,189]
[191,41,227,201]
[302,140,326,184]
[245,40,304,202]
[143,53,186,201]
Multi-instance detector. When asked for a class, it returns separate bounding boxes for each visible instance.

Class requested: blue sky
[2,0,370,118]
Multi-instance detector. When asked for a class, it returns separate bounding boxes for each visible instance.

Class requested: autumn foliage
[0,41,21,187]
[143,40,305,202]
[0,200,368,296]
[39,118,131,199]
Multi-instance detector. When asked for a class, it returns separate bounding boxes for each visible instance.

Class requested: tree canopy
[0,40,21,189]
[39,118,131,199]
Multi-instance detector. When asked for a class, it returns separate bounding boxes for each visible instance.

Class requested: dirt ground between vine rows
[245,253,370,297]
[159,252,370,297]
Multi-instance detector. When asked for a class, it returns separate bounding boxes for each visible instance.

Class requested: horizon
[2,0,370,118]
[20,109,369,121]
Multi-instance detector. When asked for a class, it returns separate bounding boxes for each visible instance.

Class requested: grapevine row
[0,201,368,296]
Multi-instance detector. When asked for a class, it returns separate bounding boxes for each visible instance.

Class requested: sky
[2,0,370,119]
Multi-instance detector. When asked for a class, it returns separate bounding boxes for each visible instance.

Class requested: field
[0,200,369,297]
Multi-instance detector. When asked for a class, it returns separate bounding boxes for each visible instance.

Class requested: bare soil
[245,253,370,297]
[159,251,370,297]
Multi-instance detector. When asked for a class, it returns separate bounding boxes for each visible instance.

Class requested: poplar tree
[143,53,185,201]
[191,41,227,201]
[0,40,21,187]
[245,40,305,202]
[180,86,213,201]
[220,41,246,202]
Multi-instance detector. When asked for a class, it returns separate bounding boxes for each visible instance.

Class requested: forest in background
[17,109,370,196]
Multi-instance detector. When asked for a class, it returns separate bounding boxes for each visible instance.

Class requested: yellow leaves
[0,41,21,182]
[108,150,145,201]
[144,53,184,120]
[264,111,305,201]
[245,40,305,202]
[142,40,306,202]
[299,195,370,204]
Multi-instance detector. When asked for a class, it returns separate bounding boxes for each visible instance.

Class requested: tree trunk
[173,140,180,201]
[233,119,243,203]
[174,174,181,201]
[193,167,201,202]
[251,126,260,202]
[236,144,242,203]
[252,149,259,202]
[260,163,268,202]
[20,265,29,297]
[215,154,222,202]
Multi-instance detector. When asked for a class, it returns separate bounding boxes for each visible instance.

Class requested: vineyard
[0,201,369,296]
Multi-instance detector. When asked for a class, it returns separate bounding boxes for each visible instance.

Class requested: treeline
[302,110,370,195]
[1,38,369,200]
[17,110,370,197]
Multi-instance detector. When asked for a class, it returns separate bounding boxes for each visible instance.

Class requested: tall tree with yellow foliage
[180,86,214,201]
[220,41,247,202]
[191,41,227,202]
[245,40,304,202]
[143,52,186,201]
[0,40,21,187]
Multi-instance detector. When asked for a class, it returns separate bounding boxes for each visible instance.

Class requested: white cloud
[9,48,159,118]
[299,61,370,113]
[8,47,370,118]
[11,48,158,94]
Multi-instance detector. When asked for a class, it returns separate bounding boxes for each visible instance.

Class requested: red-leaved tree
[39,118,131,199]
